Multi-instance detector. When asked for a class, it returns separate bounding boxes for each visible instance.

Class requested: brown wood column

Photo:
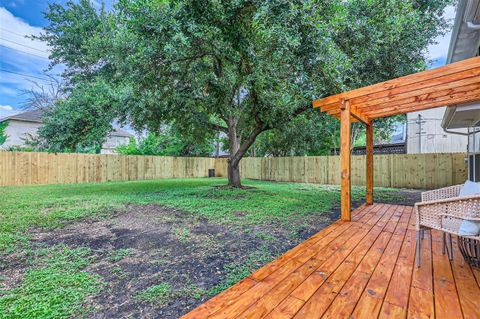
[340,99,351,221]
[366,120,374,205]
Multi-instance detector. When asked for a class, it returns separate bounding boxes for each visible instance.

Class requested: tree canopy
[116,129,215,157]
[0,122,7,146]
[37,0,452,186]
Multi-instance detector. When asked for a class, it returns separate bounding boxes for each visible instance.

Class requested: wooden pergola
[313,56,480,221]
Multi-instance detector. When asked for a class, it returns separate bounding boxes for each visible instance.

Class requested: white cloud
[0,8,63,109]
[0,7,50,59]
[426,5,456,63]
[0,104,19,119]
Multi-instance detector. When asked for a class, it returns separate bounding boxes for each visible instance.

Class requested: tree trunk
[227,118,242,188]
[227,160,241,187]
[225,117,268,188]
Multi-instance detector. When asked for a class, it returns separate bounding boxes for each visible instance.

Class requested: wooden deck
[182,204,480,319]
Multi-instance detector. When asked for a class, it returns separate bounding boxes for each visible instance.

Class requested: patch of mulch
[0,204,337,319]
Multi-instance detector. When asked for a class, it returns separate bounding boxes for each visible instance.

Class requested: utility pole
[415,114,426,153]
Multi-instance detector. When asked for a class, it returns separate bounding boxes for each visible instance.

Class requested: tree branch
[231,124,268,165]
[290,104,311,118]
[207,122,228,134]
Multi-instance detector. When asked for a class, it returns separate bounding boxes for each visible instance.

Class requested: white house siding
[1,119,131,153]
[406,107,467,154]
[2,120,42,148]
[100,135,131,154]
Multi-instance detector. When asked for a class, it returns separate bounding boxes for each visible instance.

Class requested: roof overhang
[442,0,480,129]
[447,0,480,64]
[0,118,42,124]
[313,56,480,123]
[441,101,480,128]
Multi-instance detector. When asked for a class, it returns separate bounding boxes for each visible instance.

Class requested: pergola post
[340,99,351,221]
[366,120,374,205]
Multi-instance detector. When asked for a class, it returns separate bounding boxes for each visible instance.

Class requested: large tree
[38,0,452,187]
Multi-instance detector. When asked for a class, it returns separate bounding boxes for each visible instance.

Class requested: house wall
[100,135,131,154]
[0,119,131,153]
[1,120,42,148]
[406,108,468,154]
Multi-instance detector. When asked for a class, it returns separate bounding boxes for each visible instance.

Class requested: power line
[0,28,31,38]
[0,37,48,53]
[0,69,54,82]
[0,44,49,59]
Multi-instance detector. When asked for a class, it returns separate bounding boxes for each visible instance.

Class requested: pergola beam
[360,81,480,113]
[356,75,480,110]
[350,106,369,124]
[323,86,480,120]
[364,92,480,118]
[313,57,480,109]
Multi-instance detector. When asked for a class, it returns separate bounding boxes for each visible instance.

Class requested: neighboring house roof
[111,128,134,138]
[0,109,44,123]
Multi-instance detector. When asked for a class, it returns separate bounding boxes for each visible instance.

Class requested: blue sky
[0,1,456,119]
[0,0,111,119]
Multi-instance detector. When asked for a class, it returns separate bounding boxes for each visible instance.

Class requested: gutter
[443,127,473,136]
[446,0,468,64]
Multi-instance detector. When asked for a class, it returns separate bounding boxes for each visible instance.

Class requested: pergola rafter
[314,56,480,221]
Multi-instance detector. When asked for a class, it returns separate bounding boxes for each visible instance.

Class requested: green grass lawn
[0,178,402,254]
[0,178,407,318]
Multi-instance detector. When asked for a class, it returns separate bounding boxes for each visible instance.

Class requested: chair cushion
[458,220,480,236]
[459,180,480,197]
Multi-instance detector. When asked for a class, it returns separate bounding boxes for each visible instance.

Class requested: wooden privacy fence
[0,152,216,186]
[0,151,467,189]
[220,153,467,189]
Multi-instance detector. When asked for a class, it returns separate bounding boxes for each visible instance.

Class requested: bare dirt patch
[1,204,337,318]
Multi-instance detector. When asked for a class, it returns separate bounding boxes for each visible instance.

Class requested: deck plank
[450,234,480,319]
[317,205,403,319]
[181,204,480,319]
[378,208,416,319]
[407,230,435,319]
[431,230,463,319]
[181,277,258,319]
[472,268,480,288]
[323,207,408,318]
[289,204,389,302]
[350,207,411,318]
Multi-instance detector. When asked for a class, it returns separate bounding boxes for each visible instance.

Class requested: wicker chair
[415,184,480,267]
